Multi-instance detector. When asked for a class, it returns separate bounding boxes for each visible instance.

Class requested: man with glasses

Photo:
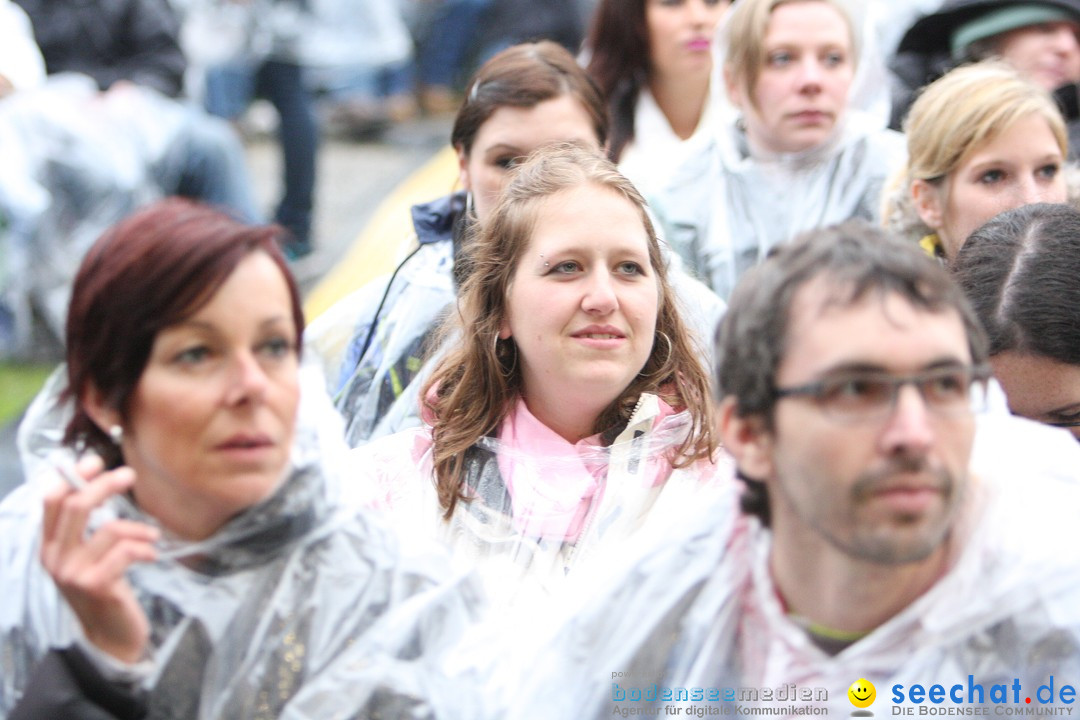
[512,222,1080,719]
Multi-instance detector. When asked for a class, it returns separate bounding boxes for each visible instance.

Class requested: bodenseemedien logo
[608,680,829,716]
[850,679,877,717]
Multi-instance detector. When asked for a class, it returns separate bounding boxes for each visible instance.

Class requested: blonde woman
[884,61,1073,262]
[655,0,905,300]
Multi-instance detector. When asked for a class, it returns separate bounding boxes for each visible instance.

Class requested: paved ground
[0,113,453,498]
[253,114,453,292]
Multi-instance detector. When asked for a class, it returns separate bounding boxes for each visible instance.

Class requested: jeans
[416,0,493,88]
[206,59,318,246]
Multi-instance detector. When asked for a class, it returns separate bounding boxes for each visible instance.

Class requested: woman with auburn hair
[351,144,729,597]
[583,0,731,196]
[654,0,905,300]
[0,199,473,718]
[884,61,1073,263]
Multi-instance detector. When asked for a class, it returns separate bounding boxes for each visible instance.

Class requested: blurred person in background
[890,0,1080,152]
[883,62,1072,262]
[583,0,732,198]
[201,0,320,259]
[15,0,259,221]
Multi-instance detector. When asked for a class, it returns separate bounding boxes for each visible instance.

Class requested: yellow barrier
[304,145,461,320]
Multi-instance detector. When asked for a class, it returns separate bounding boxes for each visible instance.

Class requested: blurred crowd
[5,0,1080,716]
[7,0,1079,362]
[0,0,598,360]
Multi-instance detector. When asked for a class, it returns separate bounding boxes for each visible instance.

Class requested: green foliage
[0,363,52,426]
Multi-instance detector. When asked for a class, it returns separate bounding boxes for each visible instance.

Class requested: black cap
[896,0,1080,56]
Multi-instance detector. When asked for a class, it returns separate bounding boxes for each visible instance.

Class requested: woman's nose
[581,271,618,314]
[225,351,270,405]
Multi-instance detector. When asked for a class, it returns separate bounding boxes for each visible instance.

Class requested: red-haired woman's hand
[40,455,159,664]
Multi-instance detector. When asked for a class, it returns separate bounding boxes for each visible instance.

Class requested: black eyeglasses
[773,365,992,423]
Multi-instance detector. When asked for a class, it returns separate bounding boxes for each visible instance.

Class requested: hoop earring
[493,335,518,379]
[640,331,673,379]
[655,331,673,368]
[108,425,123,445]
[465,191,476,218]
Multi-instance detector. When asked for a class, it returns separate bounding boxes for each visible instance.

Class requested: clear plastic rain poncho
[345,392,734,608]
[498,405,1080,720]
[0,361,483,718]
[654,0,907,300]
[304,194,463,447]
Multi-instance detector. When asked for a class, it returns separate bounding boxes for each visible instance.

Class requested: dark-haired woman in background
[583,0,731,197]
[952,202,1080,441]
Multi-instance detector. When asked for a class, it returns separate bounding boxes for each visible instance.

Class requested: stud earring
[108,425,123,445]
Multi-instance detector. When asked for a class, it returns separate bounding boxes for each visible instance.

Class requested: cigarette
[52,459,144,519]
[54,461,88,491]
[51,459,211,562]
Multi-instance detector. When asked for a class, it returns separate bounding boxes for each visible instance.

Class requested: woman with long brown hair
[309,40,726,451]
[351,144,730,598]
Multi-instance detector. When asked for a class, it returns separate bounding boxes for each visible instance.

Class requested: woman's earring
[108,425,123,445]
[656,331,673,367]
[640,332,673,379]
[493,334,518,378]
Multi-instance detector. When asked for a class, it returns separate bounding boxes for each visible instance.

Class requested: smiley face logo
[848,678,876,708]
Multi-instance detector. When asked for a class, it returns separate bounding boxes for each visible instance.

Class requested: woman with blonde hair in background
[655,0,905,300]
[883,61,1073,263]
